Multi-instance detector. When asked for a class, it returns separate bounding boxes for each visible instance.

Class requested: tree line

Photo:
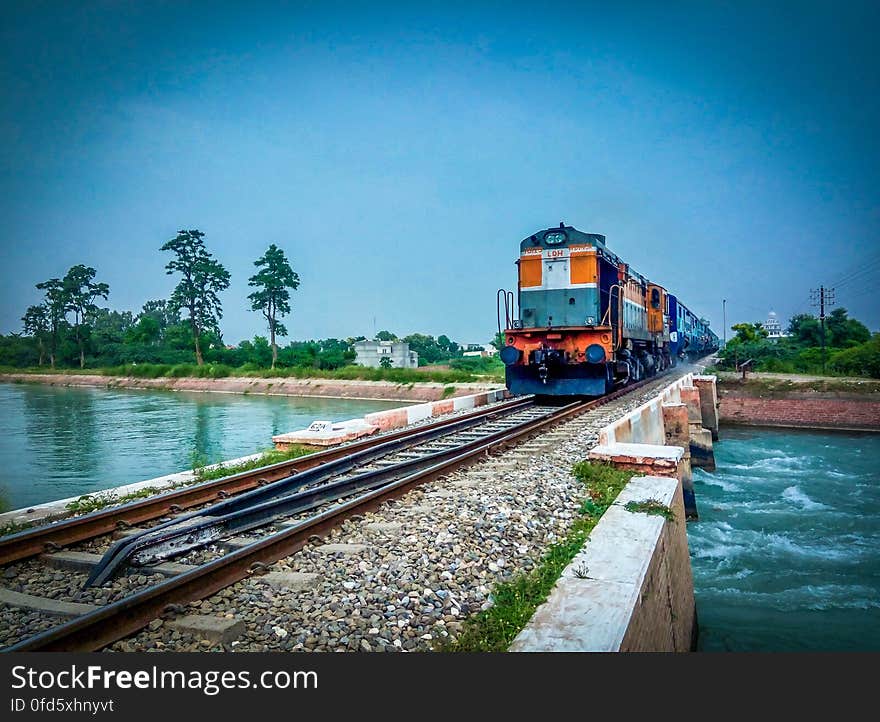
[2,229,498,374]
[11,230,299,370]
[720,308,879,377]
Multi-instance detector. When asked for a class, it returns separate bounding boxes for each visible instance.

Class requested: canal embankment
[0,384,506,528]
[511,372,717,651]
[0,373,502,402]
[716,373,880,431]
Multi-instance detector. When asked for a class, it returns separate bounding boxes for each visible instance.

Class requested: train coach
[497,223,719,397]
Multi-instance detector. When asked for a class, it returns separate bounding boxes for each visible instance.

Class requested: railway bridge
[0,365,718,653]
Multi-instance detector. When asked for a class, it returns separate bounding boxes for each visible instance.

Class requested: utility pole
[722,299,727,347]
[810,285,835,373]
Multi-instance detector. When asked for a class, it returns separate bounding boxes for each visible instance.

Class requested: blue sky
[2,1,878,345]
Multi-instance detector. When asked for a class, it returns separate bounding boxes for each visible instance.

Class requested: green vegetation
[65,486,164,514]
[0,229,507,381]
[247,244,300,368]
[0,519,33,539]
[624,499,675,521]
[717,375,880,395]
[193,445,314,482]
[0,362,497,385]
[63,445,316,515]
[0,445,318,538]
[719,308,878,378]
[161,229,231,366]
[440,462,633,652]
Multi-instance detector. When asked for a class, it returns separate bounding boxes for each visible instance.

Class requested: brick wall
[718,390,880,430]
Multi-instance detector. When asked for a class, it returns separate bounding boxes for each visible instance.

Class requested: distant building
[354,340,419,368]
[762,311,790,341]
[462,344,497,358]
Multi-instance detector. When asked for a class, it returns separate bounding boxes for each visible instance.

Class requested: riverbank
[716,372,880,431]
[0,373,503,402]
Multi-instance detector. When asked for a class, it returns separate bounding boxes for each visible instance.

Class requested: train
[497,223,719,396]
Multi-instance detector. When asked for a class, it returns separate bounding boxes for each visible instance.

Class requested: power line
[826,253,880,289]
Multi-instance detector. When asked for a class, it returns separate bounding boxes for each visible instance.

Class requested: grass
[624,499,675,522]
[193,445,315,482]
[438,461,633,652]
[0,363,502,385]
[49,446,316,518]
[717,373,880,395]
[0,444,317,540]
[65,486,165,514]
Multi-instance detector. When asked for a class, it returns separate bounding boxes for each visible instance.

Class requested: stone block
[258,571,320,591]
[168,614,245,644]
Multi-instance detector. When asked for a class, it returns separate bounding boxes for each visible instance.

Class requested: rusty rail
[0,396,532,565]
[6,376,656,652]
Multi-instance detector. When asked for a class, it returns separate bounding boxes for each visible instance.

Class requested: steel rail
[6,376,654,652]
[85,405,561,586]
[0,396,532,565]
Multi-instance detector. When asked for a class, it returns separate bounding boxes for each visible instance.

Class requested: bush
[830,335,880,378]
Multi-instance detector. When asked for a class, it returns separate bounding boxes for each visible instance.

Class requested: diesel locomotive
[497,223,719,396]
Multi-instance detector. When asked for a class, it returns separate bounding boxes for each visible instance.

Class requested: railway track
[1,376,663,652]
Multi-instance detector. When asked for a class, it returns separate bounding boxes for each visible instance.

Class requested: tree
[827,308,871,348]
[438,334,459,355]
[60,265,109,368]
[490,331,506,351]
[247,244,300,368]
[140,299,181,334]
[788,314,822,346]
[375,330,397,342]
[161,230,230,365]
[35,277,67,369]
[379,356,393,369]
[729,322,768,345]
[22,305,49,366]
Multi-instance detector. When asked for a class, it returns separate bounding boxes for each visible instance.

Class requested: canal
[690,426,880,651]
[0,382,409,510]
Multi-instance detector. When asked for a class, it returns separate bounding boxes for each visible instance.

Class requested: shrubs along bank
[716,308,879,378]
[0,362,502,385]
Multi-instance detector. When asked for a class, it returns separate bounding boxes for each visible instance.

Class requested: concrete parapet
[597,372,696,446]
[693,375,720,440]
[273,388,509,448]
[589,442,696,519]
[679,386,704,425]
[689,427,716,471]
[510,475,696,652]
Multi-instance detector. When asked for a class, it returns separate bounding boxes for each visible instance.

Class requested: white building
[762,311,790,341]
[353,340,419,368]
[462,344,497,358]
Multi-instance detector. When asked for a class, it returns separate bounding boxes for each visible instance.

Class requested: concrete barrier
[592,372,719,518]
[273,388,509,448]
[510,474,696,652]
[0,451,265,528]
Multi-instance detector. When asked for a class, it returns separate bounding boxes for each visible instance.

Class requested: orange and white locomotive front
[499,225,616,396]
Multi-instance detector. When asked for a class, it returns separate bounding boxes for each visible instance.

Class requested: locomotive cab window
[651,288,661,309]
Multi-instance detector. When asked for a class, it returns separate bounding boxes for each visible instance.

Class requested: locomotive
[497,223,719,396]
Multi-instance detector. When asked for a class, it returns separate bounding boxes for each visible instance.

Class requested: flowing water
[690,426,880,651]
[0,382,410,510]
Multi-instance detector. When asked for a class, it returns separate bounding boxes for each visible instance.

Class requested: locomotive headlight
[586,316,595,326]
[500,345,522,365]
[586,344,606,364]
